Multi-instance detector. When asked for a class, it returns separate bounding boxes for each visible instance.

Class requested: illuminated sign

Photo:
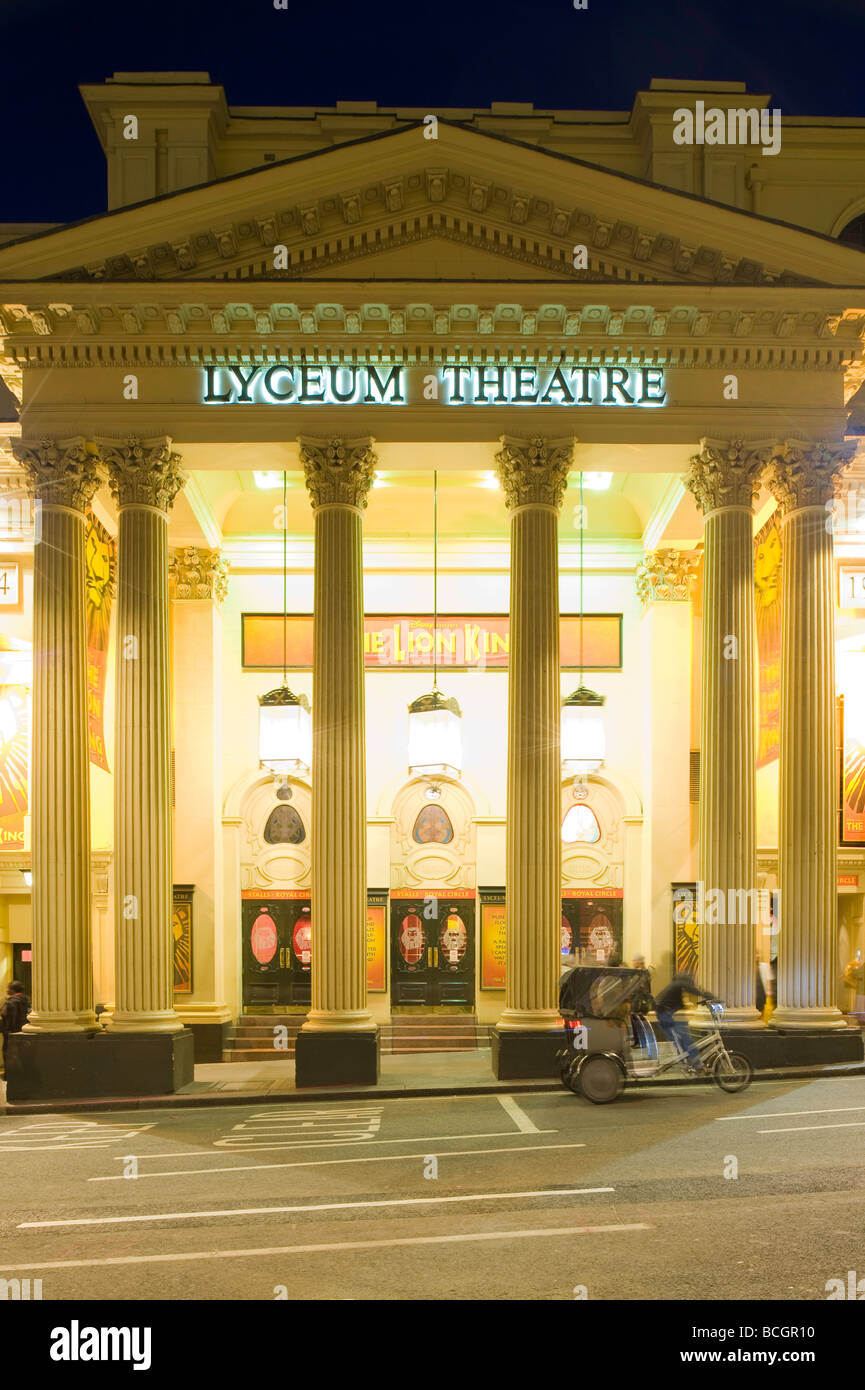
[203,363,667,407]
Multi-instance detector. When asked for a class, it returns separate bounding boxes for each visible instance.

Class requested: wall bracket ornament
[764,438,855,513]
[169,547,229,605]
[685,437,771,514]
[100,436,187,513]
[12,436,105,511]
[635,548,701,605]
[298,435,377,510]
[494,435,574,510]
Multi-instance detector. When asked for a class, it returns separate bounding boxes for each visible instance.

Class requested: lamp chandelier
[258,470,311,777]
[562,470,606,777]
[407,470,463,779]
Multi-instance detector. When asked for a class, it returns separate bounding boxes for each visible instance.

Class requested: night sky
[3,0,865,223]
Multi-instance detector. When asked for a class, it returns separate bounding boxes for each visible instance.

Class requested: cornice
[1,285,862,367]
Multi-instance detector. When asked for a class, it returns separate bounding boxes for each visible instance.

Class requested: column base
[496,1008,560,1032]
[301,1008,376,1032]
[491,1026,562,1080]
[295,1027,380,1087]
[4,1029,195,1103]
[108,1010,185,1034]
[769,1006,850,1031]
[692,1007,764,1030]
[22,1009,100,1033]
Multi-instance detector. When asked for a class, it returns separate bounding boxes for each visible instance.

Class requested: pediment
[2,122,865,291]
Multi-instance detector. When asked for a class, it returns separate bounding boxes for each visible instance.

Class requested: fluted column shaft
[104,439,186,1032]
[496,436,572,1029]
[686,439,764,1021]
[300,437,376,1031]
[13,439,102,1031]
[767,440,853,1028]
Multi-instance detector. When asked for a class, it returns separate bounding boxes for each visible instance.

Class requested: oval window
[264,805,306,844]
[412,804,454,844]
[250,910,278,968]
[561,804,601,844]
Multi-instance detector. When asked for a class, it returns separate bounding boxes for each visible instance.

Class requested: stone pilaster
[637,549,699,968]
[495,436,573,1035]
[685,439,766,1022]
[296,437,378,1085]
[765,438,854,1028]
[169,547,233,1055]
[104,437,187,1032]
[12,437,103,1031]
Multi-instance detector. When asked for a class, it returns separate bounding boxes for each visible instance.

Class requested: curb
[2,1060,863,1115]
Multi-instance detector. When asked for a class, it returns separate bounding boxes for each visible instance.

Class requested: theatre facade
[2,73,865,1095]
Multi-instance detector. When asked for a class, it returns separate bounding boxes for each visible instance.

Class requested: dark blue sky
[3,0,865,222]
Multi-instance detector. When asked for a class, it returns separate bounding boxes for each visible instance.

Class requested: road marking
[0,1223,652,1273]
[21,1185,614,1229]
[0,1122,156,1152]
[90,1141,586,1182]
[757,1121,865,1134]
[497,1095,541,1133]
[173,1130,558,1155]
[716,1106,865,1123]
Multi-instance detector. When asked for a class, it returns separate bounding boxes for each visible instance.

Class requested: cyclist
[654,971,717,1074]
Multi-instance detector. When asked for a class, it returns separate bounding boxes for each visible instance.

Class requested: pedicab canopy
[559,965,653,1020]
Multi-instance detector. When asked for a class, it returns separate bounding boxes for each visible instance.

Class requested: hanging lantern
[258,685,311,776]
[561,685,606,775]
[408,688,463,779]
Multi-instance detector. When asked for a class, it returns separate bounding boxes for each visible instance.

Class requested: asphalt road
[0,1073,863,1301]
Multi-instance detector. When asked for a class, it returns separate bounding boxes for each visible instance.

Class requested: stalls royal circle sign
[202,362,667,408]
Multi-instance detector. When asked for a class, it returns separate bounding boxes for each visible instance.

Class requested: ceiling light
[254,471,284,490]
[582,472,613,491]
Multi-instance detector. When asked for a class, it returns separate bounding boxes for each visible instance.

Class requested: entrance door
[390,896,475,1006]
[561,896,624,964]
[242,898,312,1008]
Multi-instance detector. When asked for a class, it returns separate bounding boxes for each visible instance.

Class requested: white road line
[0,1223,652,1273]
[90,1141,586,1182]
[757,1121,865,1135]
[114,1129,558,1158]
[497,1095,541,1134]
[20,1185,614,1229]
[716,1106,865,1123]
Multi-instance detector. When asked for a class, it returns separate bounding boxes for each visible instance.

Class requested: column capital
[298,436,377,510]
[636,547,700,606]
[494,435,573,511]
[12,436,104,511]
[765,437,855,513]
[686,437,772,514]
[101,436,187,513]
[169,546,229,606]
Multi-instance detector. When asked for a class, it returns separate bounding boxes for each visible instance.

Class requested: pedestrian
[654,971,717,1074]
[1,980,30,1074]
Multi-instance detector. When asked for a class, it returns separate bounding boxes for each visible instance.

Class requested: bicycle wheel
[554,1048,573,1089]
[712,1050,753,1093]
[577,1053,624,1104]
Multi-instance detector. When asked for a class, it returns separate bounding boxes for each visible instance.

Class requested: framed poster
[839,669,865,843]
[0,560,22,612]
[480,887,507,990]
[672,882,699,976]
[366,889,388,992]
[173,884,194,993]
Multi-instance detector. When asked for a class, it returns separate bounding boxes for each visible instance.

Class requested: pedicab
[556,963,753,1104]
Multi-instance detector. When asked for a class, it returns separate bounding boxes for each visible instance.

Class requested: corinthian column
[104,438,187,1033]
[493,436,572,1070]
[12,438,103,1032]
[296,436,379,1087]
[766,439,854,1028]
[685,439,765,1023]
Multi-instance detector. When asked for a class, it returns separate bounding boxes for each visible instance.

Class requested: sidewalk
[3,1046,864,1114]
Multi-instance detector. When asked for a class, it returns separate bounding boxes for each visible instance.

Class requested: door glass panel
[440,911,467,965]
[398,912,426,966]
[292,908,312,969]
[250,909,278,967]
